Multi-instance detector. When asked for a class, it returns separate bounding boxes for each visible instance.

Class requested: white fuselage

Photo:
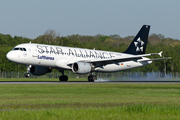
[6,43,152,73]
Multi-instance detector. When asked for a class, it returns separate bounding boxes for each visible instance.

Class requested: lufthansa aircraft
[6,25,171,82]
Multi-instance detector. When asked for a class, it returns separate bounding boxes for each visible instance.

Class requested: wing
[67,51,171,67]
[138,57,171,62]
[85,54,170,67]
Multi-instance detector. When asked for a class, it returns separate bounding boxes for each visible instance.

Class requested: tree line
[0,30,179,73]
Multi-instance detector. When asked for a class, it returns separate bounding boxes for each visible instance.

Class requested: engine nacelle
[72,62,91,74]
[30,66,51,76]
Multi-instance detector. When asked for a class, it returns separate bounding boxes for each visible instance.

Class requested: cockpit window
[13,47,27,51]
[13,48,19,50]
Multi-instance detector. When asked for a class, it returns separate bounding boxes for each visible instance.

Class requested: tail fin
[124,25,150,55]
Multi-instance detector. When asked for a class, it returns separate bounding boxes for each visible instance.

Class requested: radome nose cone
[6,51,14,61]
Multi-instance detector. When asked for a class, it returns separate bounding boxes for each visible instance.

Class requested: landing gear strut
[59,70,68,81]
[24,65,31,77]
[88,74,97,82]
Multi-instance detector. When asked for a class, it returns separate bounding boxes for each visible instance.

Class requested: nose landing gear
[24,65,31,78]
[24,73,30,77]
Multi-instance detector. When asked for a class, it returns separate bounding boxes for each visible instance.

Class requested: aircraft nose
[6,51,14,61]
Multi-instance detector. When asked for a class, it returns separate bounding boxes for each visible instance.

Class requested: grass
[0,83,180,119]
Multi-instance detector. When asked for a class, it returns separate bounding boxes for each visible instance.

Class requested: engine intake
[30,66,51,76]
[72,62,91,74]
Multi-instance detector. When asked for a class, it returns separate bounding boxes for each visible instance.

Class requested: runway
[0,81,180,84]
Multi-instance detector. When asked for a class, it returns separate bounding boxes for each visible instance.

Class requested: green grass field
[0,82,180,119]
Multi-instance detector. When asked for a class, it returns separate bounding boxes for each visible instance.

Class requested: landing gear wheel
[24,73,30,78]
[59,75,68,81]
[88,75,97,82]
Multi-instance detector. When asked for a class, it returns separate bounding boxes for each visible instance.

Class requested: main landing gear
[59,70,97,82]
[59,70,68,81]
[88,73,97,82]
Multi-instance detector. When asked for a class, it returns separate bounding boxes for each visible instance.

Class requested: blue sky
[0,0,180,39]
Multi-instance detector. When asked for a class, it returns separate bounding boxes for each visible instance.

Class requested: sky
[0,0,180,40]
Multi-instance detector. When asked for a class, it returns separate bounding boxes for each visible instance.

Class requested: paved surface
[0,81,180,84]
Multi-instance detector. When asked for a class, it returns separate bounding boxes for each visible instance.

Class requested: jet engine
[30,66,51,76]
[72,62,91,74]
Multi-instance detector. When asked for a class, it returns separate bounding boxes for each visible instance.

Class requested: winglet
[158,51,163,57]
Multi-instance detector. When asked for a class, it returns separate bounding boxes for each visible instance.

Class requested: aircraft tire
[24,73,30,77]
[59,75,68,81]
[88,75,97,82]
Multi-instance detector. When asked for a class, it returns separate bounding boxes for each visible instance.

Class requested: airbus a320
[6,25,171,82]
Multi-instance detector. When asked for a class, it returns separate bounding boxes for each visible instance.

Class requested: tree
[43,29,60,44]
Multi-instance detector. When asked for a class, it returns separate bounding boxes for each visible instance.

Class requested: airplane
[6,25,171,82]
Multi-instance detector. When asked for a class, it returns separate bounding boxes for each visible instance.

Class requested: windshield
[13,47,27,51]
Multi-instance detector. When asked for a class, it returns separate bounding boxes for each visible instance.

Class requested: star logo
[134,37,144,53]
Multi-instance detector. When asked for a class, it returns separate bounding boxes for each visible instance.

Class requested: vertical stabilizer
[124,25,150,55]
